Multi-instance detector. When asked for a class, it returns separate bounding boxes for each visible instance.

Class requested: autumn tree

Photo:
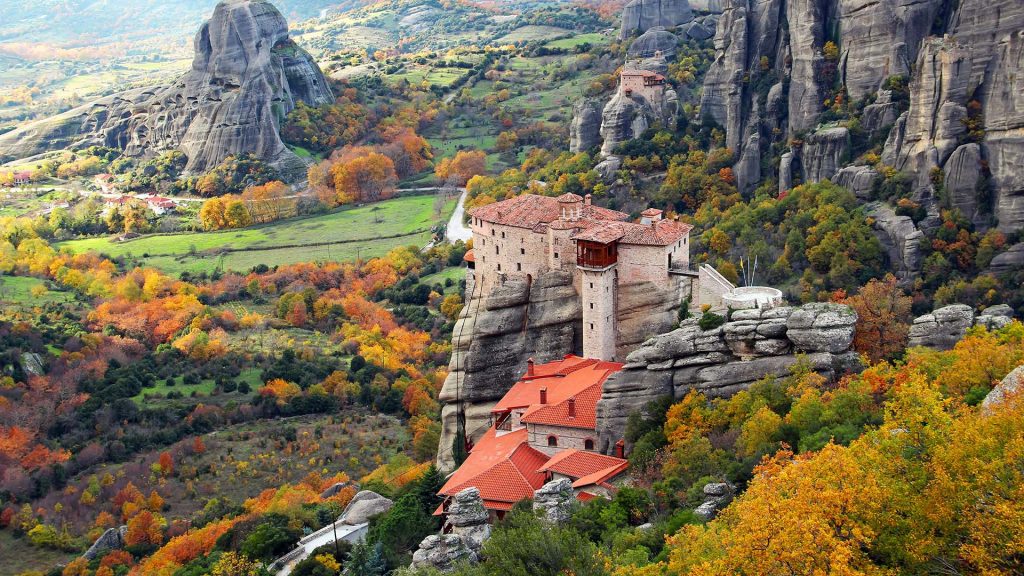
[124,510,164,547]
[332,152,398,203]
[435,150,487,186]
[841,273,913,363]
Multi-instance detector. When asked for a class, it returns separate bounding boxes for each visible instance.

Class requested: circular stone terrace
[722,286,784,310]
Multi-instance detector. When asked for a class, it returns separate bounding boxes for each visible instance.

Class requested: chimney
[585,194,592,205]
[539,387,547,405]
[615,439,625,459]
[527,358,535,377]
[568,397,576,419]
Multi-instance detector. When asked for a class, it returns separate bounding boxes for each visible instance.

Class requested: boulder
[694,482,734,521]
[339,491,393,525]
[982,365,1024,412]
[411,534,477,572]
[83,526,127,560]
[0,0,333,179]
[786,303,857,354]
[570,99,603,153]
[988,243,1024,275]
[908,304,975,350]
[620,0,694,39]
[533,478,576,523]
[319,481,350,499]
[628,28,680,59]
[447,487,489,528]
[866,202,924,282]
[831,165,879,200]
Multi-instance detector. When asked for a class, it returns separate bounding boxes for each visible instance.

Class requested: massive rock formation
[437,270,687,471]
[620,0,694,39]
[570,100,604,153]
[0,0,333,180]
[595,303,861,453]
[598,86,678,157]
[695,0,1024,237]
[627,28,680,59]
[865,202,923,282]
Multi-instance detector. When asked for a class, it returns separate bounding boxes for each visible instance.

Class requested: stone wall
[595,303,861,453]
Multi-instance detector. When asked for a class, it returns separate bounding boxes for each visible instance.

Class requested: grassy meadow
[58,194,457,275]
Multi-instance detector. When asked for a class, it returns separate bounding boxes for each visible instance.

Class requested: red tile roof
[641,208,663,217]
[557,193,583,203]
[571,219,692,247]
[463,249,475,263]
[469,194,628,230]
[521,378,604,429]
[493,356,622,429]
[538,449,629,483]
[439,428,549,506]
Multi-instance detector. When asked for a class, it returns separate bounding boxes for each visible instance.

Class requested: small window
[589,302,594,309]
[584,439,595,451]
[589,282,593,289]
[496,245,500,255]
[517,263,522,271]
[554,253,559,259]
[501,231,505,238]
[521,248,525,255]
[491,229,495,236]
[547,436,558,447]
[589,323,594,330]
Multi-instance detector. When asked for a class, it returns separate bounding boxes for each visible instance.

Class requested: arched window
[584,438,595,451]
[547,436,558,447]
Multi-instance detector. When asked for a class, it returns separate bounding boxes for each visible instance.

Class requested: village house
[437,355,630,520]
[465,192,735,361]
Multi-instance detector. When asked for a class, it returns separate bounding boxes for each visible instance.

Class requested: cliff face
[696,0,1023,252]
[595,303,862,453]
[620,0,695,39]
[436,271,686,471]
[0,0,333,179]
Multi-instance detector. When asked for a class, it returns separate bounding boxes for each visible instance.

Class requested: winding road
[445,188,472,243]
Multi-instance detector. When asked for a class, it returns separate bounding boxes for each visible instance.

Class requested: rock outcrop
[447,488,491,552]
[570,99,604,153]
[865,202,924,282]
[802,127,850,183]
[411,534,476,573]
[988,243,1024,275]
[339,490,393,525]
[0,0,333,180]
[595,303,862,453]
[694,482,734,521]
[627,28,680,59]
[533,478,576,523]
[908,303,1016,350]
[982,365,1024,412]
[598,85,678,157]
[83,526,127,560]
[437,272,580,471]
[832,165,879,200]
[620,0,694,39]
[943,143,985,225]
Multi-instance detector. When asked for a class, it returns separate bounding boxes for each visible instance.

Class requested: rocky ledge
[908,304,1016,350]
[595,303,862,453]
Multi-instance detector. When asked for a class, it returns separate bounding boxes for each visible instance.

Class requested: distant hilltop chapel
[464,192,747,361]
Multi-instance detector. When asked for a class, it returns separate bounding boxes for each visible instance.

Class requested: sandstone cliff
[595,303,862,453]
[620,0,694,39]
[436,271,686,471]
[698,0,1024,238]
[0,0,333,180]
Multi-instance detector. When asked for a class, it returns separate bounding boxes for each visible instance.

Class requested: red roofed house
[438,355,629,520]
[14,171,32,186]
[468,192,734,361]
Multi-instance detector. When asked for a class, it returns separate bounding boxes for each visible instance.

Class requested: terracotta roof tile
[538,449,629,480]
[439,428,548,506]
[571,219,693,247]
[469,194,628,230]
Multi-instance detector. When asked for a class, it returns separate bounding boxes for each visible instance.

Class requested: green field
[496,25,572,44]
[134,368,263,405]
[544,33,610,50]
[58,194,457,275]
[0,275,76,306]
[420,266,465,291]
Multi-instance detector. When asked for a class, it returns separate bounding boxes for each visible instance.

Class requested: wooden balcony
[576,240,618,269]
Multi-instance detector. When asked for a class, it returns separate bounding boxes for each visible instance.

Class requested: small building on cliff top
[437,355,629,521]
[465,192,736,360]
